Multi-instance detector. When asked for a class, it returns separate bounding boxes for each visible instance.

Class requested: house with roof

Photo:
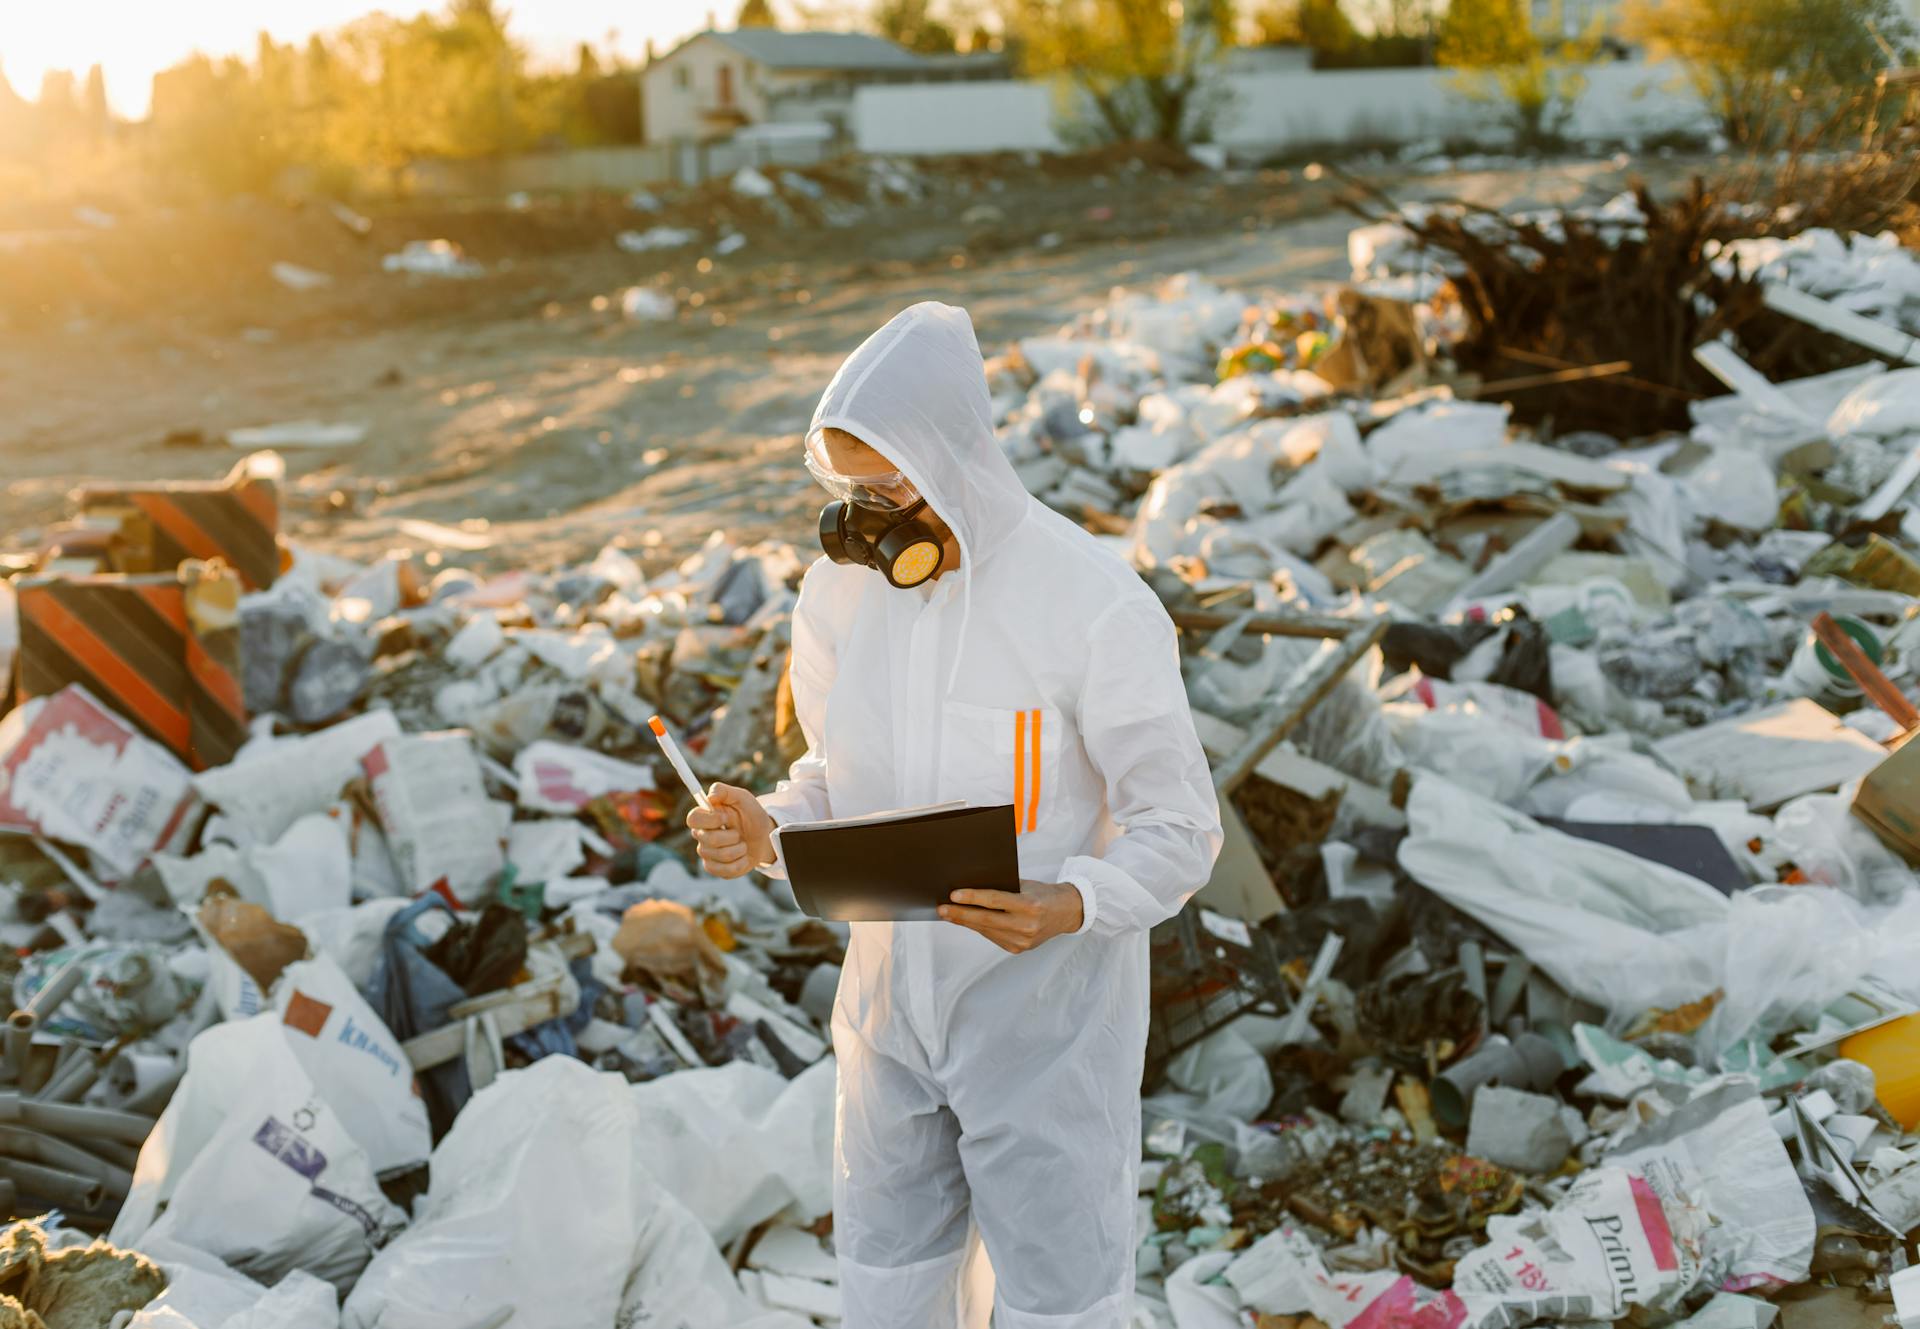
[641,29,1008,145]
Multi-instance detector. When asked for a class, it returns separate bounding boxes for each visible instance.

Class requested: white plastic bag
[116,1016,407,1293]
[1398,776,1729,1017]
[271,954,432,1176]
[342,1056,806,1329]
[626,1058,835,1246]
[1701,887,1884,1061]
[1384,705,1563,804]
[123,1236,337,1329]
[1769,793,1918,906]
[1164,1026,1272,1122]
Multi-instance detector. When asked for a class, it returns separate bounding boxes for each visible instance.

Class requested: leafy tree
[1001,0,1234,142]
[1439,0,1595,149]
[737,0,781,26]
[81,65,110,134]
[1625,0,1913,145]
[875,0,960,51]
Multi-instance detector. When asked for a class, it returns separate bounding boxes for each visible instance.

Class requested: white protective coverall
[757,301,1223,1327]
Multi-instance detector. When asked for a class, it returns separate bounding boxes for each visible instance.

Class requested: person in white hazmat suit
[687,301,1223,1327]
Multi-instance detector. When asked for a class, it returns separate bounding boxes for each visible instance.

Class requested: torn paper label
[363,731,505,904]
[512,740,654,814]
[0,684,199,876]
[1454,1167,1703,1328]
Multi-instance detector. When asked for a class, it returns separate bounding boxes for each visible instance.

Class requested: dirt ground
[0,150,1710,576]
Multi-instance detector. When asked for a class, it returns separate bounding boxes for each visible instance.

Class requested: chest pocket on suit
[940,701,1064,837]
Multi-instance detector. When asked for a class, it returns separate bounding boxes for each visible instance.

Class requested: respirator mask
[806,430,945,589]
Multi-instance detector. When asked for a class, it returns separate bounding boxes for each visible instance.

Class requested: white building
[1528,0,1618,37]
[641,29,1007,146]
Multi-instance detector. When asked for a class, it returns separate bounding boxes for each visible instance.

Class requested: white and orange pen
[647,714,713,813]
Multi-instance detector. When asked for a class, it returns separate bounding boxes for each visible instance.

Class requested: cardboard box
[0,683,200,876]
[14,563,246,771]
[1853,730,1920,863]
[74,453,282,590]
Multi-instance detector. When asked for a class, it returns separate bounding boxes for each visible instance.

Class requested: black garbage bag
[1381,622,1496,678]
[425,903,530,997]
[1381,617,1553,702]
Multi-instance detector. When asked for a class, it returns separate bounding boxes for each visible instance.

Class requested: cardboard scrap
[1653,698,1885,811]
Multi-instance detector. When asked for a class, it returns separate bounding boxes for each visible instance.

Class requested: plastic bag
[1164,1026,1273,1122]
[424,902,530,997]
[1383,706,1564,804]
[1769,793,1918,906]
[364,894,473,1140]
[1398,776,1729,1018]
[125,1238,338,1329]
[342,1056,806,1329]
[113,1015,408,1293]
[626,1059,835,1247]
[272,954,432,1176]
[1700,887,1883,1062]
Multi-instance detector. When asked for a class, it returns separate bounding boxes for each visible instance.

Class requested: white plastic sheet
[125,1237,339,1329]
[271,955,432,1176]
[1398,776,1729,1017]
[1828,366,1920,439]
[626,1058,836,1246]
[342,1056,807,1329]
[113,1016,408,1293]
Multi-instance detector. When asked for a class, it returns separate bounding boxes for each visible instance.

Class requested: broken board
[1192,801,1286,924]
[1652,698,1886,812]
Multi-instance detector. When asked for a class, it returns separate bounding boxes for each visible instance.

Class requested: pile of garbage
[2,174,1920,1327]
[977,195,1920,1327]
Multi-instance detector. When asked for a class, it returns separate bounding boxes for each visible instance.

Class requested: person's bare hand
[938,881,1083,953]
[686,783,775,879]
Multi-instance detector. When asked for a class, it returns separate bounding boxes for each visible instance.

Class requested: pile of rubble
[1,176,1919,1328]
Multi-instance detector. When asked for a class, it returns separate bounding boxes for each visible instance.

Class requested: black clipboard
[776,803,1020,922]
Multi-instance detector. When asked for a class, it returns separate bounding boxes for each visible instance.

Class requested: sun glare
[0,0,713,117]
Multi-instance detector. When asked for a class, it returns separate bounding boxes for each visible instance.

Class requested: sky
[0,0,733,117]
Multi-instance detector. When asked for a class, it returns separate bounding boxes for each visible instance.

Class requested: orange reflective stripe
[1013,709,1027,835]
[1027,708,1043,832]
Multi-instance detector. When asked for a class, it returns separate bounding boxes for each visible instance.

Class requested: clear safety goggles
[804,430,922,512]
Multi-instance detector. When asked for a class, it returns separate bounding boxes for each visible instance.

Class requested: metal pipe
[0,1177,15,1215]
[0,1094,157,1146]
[0,1124,134,1196]
[0,1158,105,1211]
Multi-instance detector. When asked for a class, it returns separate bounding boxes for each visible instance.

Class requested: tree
[1001,0,1235,143]
[874,0,960,52]
[1625,0,1913,145]
[82,65,110,134]
[1299,0,1361,58]
[1439,0,1595,149]
[737,0,780,26]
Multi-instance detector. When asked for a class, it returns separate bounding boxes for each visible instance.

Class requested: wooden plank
[1209,617,1390,796]
[1763,283,1920,367]
[1388,442,1630,493]
[1170,608,1371,639]
[1813,612,1920,732]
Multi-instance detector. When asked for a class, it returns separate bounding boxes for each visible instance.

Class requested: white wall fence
[852,62,1707,157]
[405,134,834,198]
